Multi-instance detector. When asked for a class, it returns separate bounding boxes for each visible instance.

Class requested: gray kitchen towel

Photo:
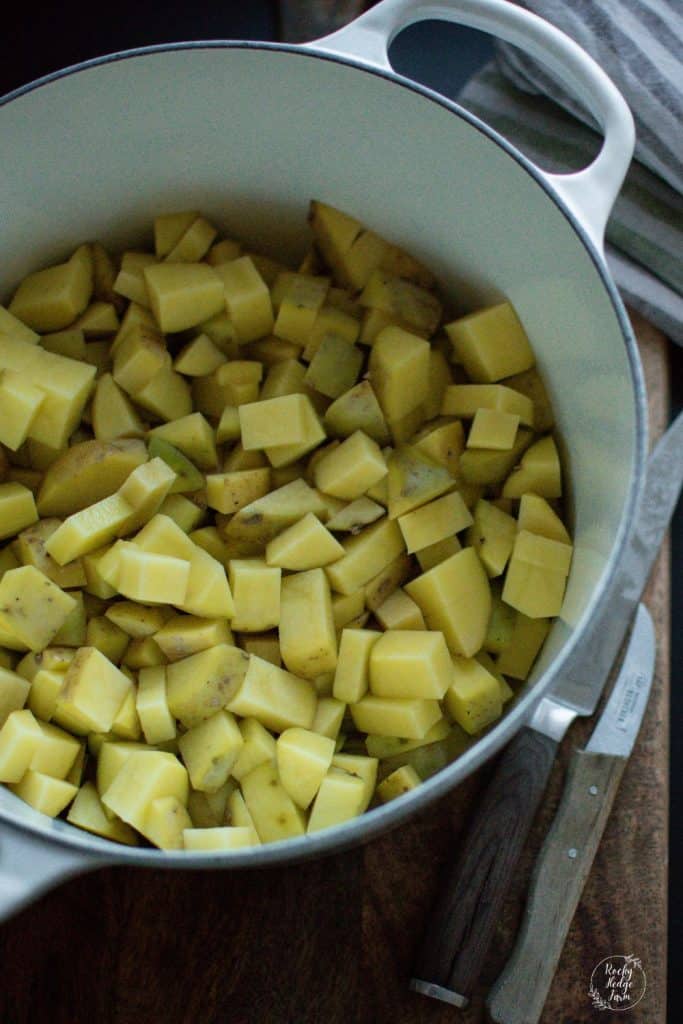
[458,0,683,343]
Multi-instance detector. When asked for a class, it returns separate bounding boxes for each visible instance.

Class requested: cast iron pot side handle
[308,0,635,253]
[0,822,109,923]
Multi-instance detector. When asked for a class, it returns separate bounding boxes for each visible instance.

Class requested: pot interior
[0,44,644,860]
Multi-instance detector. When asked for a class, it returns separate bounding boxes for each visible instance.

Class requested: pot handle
[309,0,635,253]
[0,822,108,922]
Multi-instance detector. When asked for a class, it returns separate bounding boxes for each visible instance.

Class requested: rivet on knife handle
[410,727,558,1007]
[486,751,627,1024]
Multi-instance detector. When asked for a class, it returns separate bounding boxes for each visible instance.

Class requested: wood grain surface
[0,312,669,1024]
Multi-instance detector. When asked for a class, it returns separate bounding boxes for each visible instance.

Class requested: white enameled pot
[0,0,647,920]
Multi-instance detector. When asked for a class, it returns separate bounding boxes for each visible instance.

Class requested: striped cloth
[458,0,683,343]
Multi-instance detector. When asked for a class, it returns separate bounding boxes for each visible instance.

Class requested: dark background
[1,0,680,1016]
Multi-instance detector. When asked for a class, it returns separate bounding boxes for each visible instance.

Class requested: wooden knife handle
[410,727,558,1007]
[486,749,627,1024]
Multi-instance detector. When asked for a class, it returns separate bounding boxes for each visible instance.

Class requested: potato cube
[398,491,472,553]
[10,770,77,817]
[166,644,250,729]
[276,727,335,809]
[165,216,217,263]
[206,469,271,516]
[445,657,503,734]
[412,420,465,477]
[502,435,563,499]
[265,513,344,570]
[121,637,165,671]
[386,447,454,521]
[241,760,305,842]
[496,614,551,680]
[239,394,313,450]
[229,559,281,632]
[350,695,441,739]
[467,408,519,450]
[67,782,138,845]
[0,667,30,726]
[136,665,176,744]
[30,720,81,779]
[52,591,87,646]
[74,300,120,337]
[323,380,390,446]
[364,717,451,758]
[230,717,277,782]
[222,479,327,552]
[441,383,534,427]
[377,764,421,803]
[467,499,517,578]
[227,655,316,733]
[193,361,263,416]
[213,256,274,342]
[517,494,571,544]
[369,630,451,699]
[226,789,259,841]
[132,366,193,422]
[45,496,129,567]
[0,566,76,651]
[238,632,280,666]
[187,779,236,828]
[216,405,241,444]
[154,616,233,662]
[374,589,425,631]
[307,766,366,833]
[0,483,38,541]
[274,274,329,344]
[16,646,74,681]
[0,303,39,344]
[101,750,189,832]
[279,568,337,679]
[117,457,177,530]
[142,795,193,850]
[304,335,363,399]
[313,431,387,502]
[0,371,45,450]
[114,252,157,307]
[183,826,255,851]
[116,545,190,606]
[0,709,43,782]
[37,438,148,520]
[332,628,378,704]
[369,326,430,421]
[174,333,226,376]
[303,304,360,361]
[154,211,199,258]
[112,323,169,396]
[91,374,145,442]
[54,647,132,736]
[505,368,555,432]
[144,262,225,333]
[311,697,346,741]
[325,518,405,596]
[502,530,572,618]
[104,601,168,639]
[96,739,151,796]
[360,270,441,335]
[405,547,491,657]
[325,497,384,535]
[459,426,534,487]
[264,398,326,469]
[259,358,306,400]
[178,711,244,793]
[445,302,535,382]
[9,245,93,331]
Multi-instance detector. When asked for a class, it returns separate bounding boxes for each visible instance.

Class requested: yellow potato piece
[101,750,189,833]
[0,566,76,651]
[9,244,93,332]
[445,302,535,382]
[241,760,305,842]
[54,647,132,736]
[377,764,421,803]
[178,711,244,793]
[213,256,274,342]
[279,568,337,679]
[37,438,148,518]
[227,655,316,733]
[136,665,176,744]
[0,709,43,783]
[166,644,250,729]
[369,630,452,699]
[0,667,30,727]
[0,371,45,451]
[445,657,503,735]
[0,483,38,541]
[265,512,344,570]
[230,717,277,782]
[398,491,472,554]
[405,547,491,657]
[350,695,441,739]
[325,518,405,596]
[67,782,138,845]
[10,770,78,817]
[276,727,335,809]
[307,766,366,833]
[467,408,519,450]
[183,826,256,851]
[144,262,225,333]
[369,325,430,422]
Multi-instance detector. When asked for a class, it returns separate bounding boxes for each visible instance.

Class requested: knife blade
[486,603,656,1024]
[410,411,683,1008]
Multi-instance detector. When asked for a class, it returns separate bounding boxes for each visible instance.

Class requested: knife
[485,602,655,1024]
[410,410,683,1008]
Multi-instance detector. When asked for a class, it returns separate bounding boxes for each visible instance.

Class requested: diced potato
[101,750,189,833]
[0,304,39,344]
[121,637,165,671]
[374,589,425,630]
[412,420,464,477]
[505,368,555,432]
[377,764,421,803]
[467,499,517,578]
[0,667,30,726]
[91,374,146,442]
[332,628,379,704]
[239,394,314,450]
[154,616,233,662]
[483,587,517,655]
[144,262,225,333]
[274,274,329,344]
[260,358,306,401]
[360,270,441,335]
[398,491,472,554]
[9,245,93,331]
[54,647,132,735]
[502,435,563,499]
[154,211,199,258]
[363,552,413,612]
[213,256,274,342]
[445,657,503,735]
[230,717,276,782]
[206,468,271,515]
[365,717,451,758]
[0,709,43,782]
[0,483,38,541]
[142,795,193,850]
[116,545,189,606]
[303,304,360,361]
[114,252,157,307]
[15,646,74,681]
[458,426,534,486]
[517,494,571,543]
[221,479,326,553]
[325,497,384,535]
[467,408,519,450]
[136,665,176,744]
[187,779,235,828]
[264,397,326,469]
[0,371,45,450]
[276,727,335,809]
[132,367,193,423]
[241,760,305,842]
[442,383,534,427]
[10,770,77,817]
[13,519,86,589]
[229,559,281,632]
[304,335,363,399]
[112,323,169,396]
[405,547,491,657]
[386,447,454,520]
[178,711,244,792]
[265,512,343,570]
[323,380,390,446]
[307,766,366,833]
[67,782,138,845]
[110,684,142,740]
[29,719,81,779]
[502,530,572,618]
[52,590,87,646]
[174,333,226,376]
[331,590,366,631]
[37,438,148,518]
[74,300,120,337]
[496,614,551,680]
[369,630,451,699]
[311,697,346,741]
[165,217,217,263]
[325,518,405,596]
[350,695,441,739]
[313,431,387,501]
[148,412,218,470]
[166,644,250,729]
[279,569,337,680]
[238,632,280,666]
[445,302,535,382]
[183,826,255,851]
[228,655,316,733]
[369,326,430,422]
[0,566,76,651]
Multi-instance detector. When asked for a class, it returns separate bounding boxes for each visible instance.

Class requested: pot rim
[0,39,648,868]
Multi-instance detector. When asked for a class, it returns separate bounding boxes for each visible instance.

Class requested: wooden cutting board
[0,312,668,1023]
